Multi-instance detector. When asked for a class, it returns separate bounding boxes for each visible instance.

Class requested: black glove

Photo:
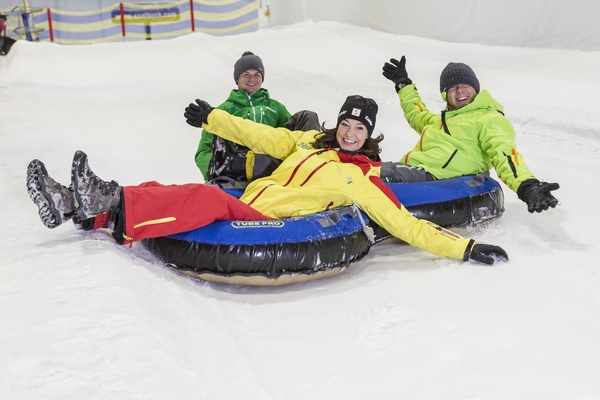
[184,99,214,128]
[382,56,412,91]
[464,240,508,265]
[518,179,560,213]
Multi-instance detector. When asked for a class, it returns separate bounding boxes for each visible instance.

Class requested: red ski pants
[121,181,270,243]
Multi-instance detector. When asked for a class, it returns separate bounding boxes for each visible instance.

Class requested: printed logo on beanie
[337,95,378,135]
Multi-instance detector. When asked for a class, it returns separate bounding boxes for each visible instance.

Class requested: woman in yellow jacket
[26,96,508,265]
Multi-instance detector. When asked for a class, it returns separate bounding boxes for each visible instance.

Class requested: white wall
[260,0,600,51]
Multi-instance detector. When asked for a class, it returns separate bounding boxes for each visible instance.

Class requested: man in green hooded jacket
[195,51,319,184]
[381,56,559,214]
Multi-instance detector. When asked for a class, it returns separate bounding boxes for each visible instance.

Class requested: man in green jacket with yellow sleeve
[381,56,560,214]
[195,51,319,184]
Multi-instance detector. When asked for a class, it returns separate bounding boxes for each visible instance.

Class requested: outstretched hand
[382,56,412,90]
[520,181,560,213]
[465,241,509,265]
[184,99,214,128]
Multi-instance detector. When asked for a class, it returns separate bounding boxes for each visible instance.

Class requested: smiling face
[446,83,477,110]
[237,69,263,94]
[336,119,369,152]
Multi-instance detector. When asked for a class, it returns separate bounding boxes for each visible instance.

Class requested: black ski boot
[71,150,121,219]
[26,159,75,229]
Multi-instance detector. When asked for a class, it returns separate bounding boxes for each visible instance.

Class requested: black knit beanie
[439,62,480,93]
[337,95,378,136]
[233,51,265,83]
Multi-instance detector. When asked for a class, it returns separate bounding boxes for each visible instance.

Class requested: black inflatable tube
[372,181,505,242]
[142,177,505,284]
[143,229,371,278]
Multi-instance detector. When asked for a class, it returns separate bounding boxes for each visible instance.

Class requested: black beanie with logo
[337,95,378,136]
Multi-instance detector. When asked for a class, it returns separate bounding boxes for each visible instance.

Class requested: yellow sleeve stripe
[134,217,176,229]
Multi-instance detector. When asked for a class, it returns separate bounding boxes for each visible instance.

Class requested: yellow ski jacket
[203,109,473,261]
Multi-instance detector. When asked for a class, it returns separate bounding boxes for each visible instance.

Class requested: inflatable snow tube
[372,175,505,242]
[143,206,373,286]
[142,175,504,286]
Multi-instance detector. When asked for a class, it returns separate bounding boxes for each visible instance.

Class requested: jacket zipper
[246,92,257,122]
[439,111,456,169]
[441,149,458,169]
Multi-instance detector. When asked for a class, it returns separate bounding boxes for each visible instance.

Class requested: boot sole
[26,160,62,229]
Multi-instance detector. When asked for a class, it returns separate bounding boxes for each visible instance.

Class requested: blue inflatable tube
[142,175,504,285]
[373,175,504,241]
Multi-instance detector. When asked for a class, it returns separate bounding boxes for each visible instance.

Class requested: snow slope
[1,21,600,399]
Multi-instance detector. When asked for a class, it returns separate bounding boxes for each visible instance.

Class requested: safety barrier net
[0,0,258,44]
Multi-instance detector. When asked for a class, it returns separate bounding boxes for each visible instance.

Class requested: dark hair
[313,122,383,161]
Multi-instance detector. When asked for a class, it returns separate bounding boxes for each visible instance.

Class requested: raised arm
[185,99,305,160]
[382,56,439,134]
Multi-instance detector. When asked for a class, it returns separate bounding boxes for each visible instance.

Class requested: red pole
[189,0,195,32]
[119,3,126,38]
[46,8,54,42]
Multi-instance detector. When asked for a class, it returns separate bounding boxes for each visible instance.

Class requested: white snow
[1,21,600,399]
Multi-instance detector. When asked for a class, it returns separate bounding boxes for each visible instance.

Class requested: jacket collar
[446,90,504,116]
